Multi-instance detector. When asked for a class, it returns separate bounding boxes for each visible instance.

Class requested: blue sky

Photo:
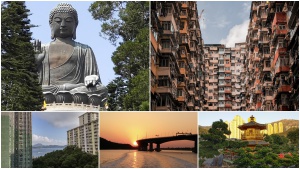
[26,1,117,86]
[198,112,299,126]
[197,1,251,47]
[32,112,85,145]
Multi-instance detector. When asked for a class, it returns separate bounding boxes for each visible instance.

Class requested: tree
[89,1,149,111]
[199,120,231,158]
[1,1,43,111]
[89,1,149,45]
[287,128,299,145]
[33,146,98,168]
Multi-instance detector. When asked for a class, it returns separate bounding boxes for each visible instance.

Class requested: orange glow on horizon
[100,112,197,148]
[133,141,138,146]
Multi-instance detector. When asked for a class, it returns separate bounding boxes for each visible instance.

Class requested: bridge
[136,133,197,153]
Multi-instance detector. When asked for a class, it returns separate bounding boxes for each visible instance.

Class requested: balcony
[263,66,271,72]
[275,65,290,74]
[209,79,218,83]
[225,104,232,108]
[187,101,194,107]
[218,103,225,107]
[277,85,291,93]
[272,12,287,26]
[188,89,195,96]
[208,106,218,110]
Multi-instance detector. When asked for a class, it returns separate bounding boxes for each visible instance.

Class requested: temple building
[238,115,269,148]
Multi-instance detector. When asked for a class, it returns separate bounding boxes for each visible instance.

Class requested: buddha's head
[49,3,78,40]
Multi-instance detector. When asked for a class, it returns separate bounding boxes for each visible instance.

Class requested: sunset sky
[100,112,197,148]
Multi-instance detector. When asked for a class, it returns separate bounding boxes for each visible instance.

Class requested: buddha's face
[51,13,76,39]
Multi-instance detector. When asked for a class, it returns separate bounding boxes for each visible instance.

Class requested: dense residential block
[1,112,32,168]
[151,1,205,111]
[245,1,299,111]
[203,43,247,111]
[67,112,99,155]
[151,1,298,111]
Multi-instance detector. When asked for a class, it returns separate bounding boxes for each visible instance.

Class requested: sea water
[100,150,197,168]
[32,147,64,158]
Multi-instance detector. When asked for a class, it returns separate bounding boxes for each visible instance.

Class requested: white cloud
[34,112,84,128]
[216,16,230,28]
[32,134,66,145]
[220,19,249,47]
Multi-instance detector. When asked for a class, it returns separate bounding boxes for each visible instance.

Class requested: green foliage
[89,1,149,111]
[199,120,232,158]
[233,133,299,168]
[1,1,43,111]
[124,69,149,111]
[89,1,149,45]
[32,146,98,168]
[264,134,289,145]
[287,128,299,145]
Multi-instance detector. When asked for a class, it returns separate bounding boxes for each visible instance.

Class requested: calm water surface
[32,147,64,158]
[100,150,197,168]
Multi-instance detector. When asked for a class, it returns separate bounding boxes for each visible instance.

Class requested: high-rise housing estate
[245,1,299,111]
[151,1,205,111]
[67,112,99,155]
[1,112,32,168]
[225,115,245,139]
[203,43,247,111]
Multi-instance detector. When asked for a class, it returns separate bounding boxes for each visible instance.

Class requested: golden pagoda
[238,115,269,148]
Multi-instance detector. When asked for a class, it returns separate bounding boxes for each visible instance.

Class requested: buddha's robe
[37,41,107,96]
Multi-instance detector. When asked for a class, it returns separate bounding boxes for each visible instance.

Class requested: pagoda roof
[238,115,267,130]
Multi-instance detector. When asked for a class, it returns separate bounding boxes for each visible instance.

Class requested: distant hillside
[32,143,66,149]
[199,125,210,135]
[269,119,299,132]
[100,137,137,150]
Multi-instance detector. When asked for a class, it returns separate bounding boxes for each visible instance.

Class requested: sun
[133,141,138,146]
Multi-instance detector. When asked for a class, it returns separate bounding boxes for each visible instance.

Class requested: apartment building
[245,1,299,111]
[67,112,98,155]
[151,1,205,111]
[225,115,245,139]
[1,112,32,168]
[203,43,247,111]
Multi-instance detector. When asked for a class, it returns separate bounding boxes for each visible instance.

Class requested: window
[159,57,169,67]
[177,89,183,96]
[278,24,286,30]
[263,47,270,54]
[178,61,185,68]
[278,39,284,48]
[158,76,170,87]
[265,60,271,67]
[161,40,171,49]
[276,5,283,12]
[162,21,171,30]
[180,22,184,30]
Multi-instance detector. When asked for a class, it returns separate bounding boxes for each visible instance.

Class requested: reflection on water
[132,151,137,168]
[100,150,197,168]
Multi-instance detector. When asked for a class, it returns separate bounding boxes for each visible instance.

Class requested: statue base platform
[43,91,106,111]
[44,102,105,111]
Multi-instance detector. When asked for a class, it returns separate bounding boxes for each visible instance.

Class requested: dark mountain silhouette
[100,137,137,150]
